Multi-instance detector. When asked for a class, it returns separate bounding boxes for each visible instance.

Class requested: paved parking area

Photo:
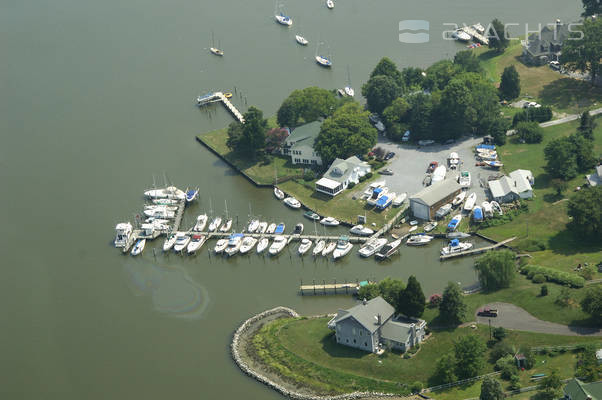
[375,136,497,203]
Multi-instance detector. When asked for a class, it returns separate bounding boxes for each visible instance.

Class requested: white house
[280,121,323,166]
[315,156,371,196]
[587,165,602,187]
[488,169,534,203]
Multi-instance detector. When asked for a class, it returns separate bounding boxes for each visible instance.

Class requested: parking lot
[374,136,498,204]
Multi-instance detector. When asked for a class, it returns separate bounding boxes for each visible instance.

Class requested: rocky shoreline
[230,306,405,400]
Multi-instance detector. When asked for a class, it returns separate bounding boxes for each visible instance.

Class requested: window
[352,328,356,335]
[353,339,356,344]
[364,342,368,347]
[303,159,309,164]
[359,330,363,336]
[346,339,349,343]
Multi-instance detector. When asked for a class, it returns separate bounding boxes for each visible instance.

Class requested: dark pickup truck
[477,308,498,317]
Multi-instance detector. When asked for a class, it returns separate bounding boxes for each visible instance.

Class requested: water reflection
[123,259,210,319]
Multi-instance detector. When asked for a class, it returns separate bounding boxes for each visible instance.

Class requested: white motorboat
[220,218,233,232]
[392,192,407,207]
[435,203,452,219]
[432,165,447,184]
[491,201,503,216]
[479,152,498,161]
[424,221,438,232]
[144,218,170,225]
[185,188,199,203]
[283,197,301,209]
[363,180,386,198]
[225,234,244,257]
[144,204,178,211]
[441,239,473,255]
[298,239,313,255]
[447,214,462,231]
[214,238,228,253]
[321,241,337,256]
[473,23,485,33]
[163,233,177,251]
[452,29,472,42]
[320,216,340,226]
[257,222,268,234]
[256,238,269,254]
[344,86,354,97]
[459,171,471,187]
[275,13,292,26]
[409,226,418,232]
[268,235,287,255]
[326,0,334,9]
[152,198,179,205]
[448,152,460,169]
[239,237,258,254]
[406,234,434,246]
[114,222,133,248]
[274,187,285,200]
[187,234,206,254]
[481,201,494,218]
[210,47,224,56]
[208,217,222,232]
[292,223,304,235]
[375,239,402,260]
[130,239,146,256]
[247,219,260,233]
[193,214,208,231]
[367,186,389,206]
[313,240,326,256]
[358,238,387,257]
[144,186,185,200]
[333,237,353,259]
[143,208,175,219]
[463,192,477,211]
[295,35,309,45]
[452,191,467,207]
[173,233,191,252]
[349,225,374,236]
[266,223,277,234]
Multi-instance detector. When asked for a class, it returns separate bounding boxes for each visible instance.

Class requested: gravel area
[375,136,494,203]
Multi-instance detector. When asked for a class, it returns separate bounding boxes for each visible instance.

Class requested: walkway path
[506,107,602,135]
[475,302,602,336]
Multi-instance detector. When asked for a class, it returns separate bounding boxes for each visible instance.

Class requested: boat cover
[473,207,483,220]
[477,144,496,150]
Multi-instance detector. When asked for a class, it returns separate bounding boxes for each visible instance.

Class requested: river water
[0,0,580,398]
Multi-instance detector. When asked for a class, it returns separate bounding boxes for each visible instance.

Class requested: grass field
[476,41,602,114]
[252,316,600,396]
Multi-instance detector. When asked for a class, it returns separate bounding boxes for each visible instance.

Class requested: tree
[488,18,509,52]
[377,277,406,310]
[516,121,543,143]
[382,97,410,131]
[577,111,597,141]
[357,283,381,301]
[581,286,602,323]
[551,178,568,196]
[454,50,483,74]
[560,17,602,84]
[439,282,467,324]
[407,93,435,140]
[226,106,268,157]
[576,345,601,381]
[369,57,403,86]
[480,376,504,400]
[537,369,562,400]
[276,87,337,127]
[435,78,477,139]
[398,275,425,317]
[401,67,425,89]
[423,60,458,91]
[570,134,597,172]
[314,102,377,165]
[482,115,509,145]
[434,353,457,384]
[499,65,521,100]
[265,127,289,153]
[492,327,507,341]
[454,334,486,379]
[568,186,602,240]
[474,250,516,291]
[582,0,602,16]
[544,137,578,180]
[362,75,402,115]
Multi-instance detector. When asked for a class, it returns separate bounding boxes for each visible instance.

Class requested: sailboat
[209,31,224,56]
[315,39,332,68]
[274,2,292,26]
[344,65,354,96]
[295,35,309,45]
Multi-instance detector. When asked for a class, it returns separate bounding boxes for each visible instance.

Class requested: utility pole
[488,319,492,340]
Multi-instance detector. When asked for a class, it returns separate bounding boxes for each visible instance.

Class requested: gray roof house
[315,156,371,196]
[587,165,602,187]
[488,169,534,203]
[563,378,602,400]
[522,20,571,66]
[280,121,323,166]
[409,178,462,221]
[327,296,427,354]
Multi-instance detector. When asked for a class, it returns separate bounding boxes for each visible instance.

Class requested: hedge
[520,265,585,288]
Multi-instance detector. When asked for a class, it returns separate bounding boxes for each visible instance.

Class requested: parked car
[374,121,386,132]
[379,168,394,175]
[402,130,411,142]
[444,139,455,145]
[384,152,395,160]
[369,114,381,125]
[477,307,498,317]
[427,161,438,173]
[418,139,435,146]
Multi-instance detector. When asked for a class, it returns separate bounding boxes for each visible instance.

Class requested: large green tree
[377,277,406,309]
[382,97,410,142]
[488,18,509,53]
[436,78,477,139]
[276,87,337,127]
[454,50,483,74]
[568,186,602,240]
[499,65,521,100]
[423,60,457,91]
[369,57,403,86]
[434,353,457,384]
[407,93,435,140]
[480,376,504,400]
[401,67,425,89]
[474,250,516,291]
[571,134,597,171]
[398,276,425,318]
[581,286,602,323]
[560,17,602,84]
[226,106,268,157]
[454,334,486,379]
[578,111,597,141]
[314,102,377,165]
[362,75,402,115]
[517,121,543,143]
[582,0,602,17]
[439,282,467,324]
[544,136,578,180]
[537,369,563,400]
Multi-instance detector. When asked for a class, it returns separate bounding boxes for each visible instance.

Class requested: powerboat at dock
[114,222,133,248]
[130,239,146,256]
[375,239,402,260]
[406,234,434,246]
[283,197,301,209]
[313,240,326,256]
[269,235,287,255]
[441,239,473,256]
[332,236,353,260]
[358,238,387,257]
[298,239,313,255]
[320,216,340,226]
[349,225,374,236]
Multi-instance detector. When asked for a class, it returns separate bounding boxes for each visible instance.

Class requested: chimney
[362,298,367,305]
[377,314,382,325]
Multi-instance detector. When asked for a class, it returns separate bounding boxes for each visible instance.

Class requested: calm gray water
[0,0,580,398]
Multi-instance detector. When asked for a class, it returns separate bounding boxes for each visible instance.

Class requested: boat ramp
[197,91,245,123]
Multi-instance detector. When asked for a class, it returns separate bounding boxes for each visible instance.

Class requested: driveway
[376,136,493,203]
[475,302,602,336]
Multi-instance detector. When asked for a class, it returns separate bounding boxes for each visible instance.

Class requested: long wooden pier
[197,92,245,123]
[299,280,374,296]
[440,236,516,260]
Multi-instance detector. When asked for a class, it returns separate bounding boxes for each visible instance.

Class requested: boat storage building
[409,179,462,221]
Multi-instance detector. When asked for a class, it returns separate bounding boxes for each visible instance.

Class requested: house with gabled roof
[522,20,571,66]
[327,296,426,353]
[315,156,371,196]
[488,169,534,203]
[280,121,323,166]
[563,378,602,400]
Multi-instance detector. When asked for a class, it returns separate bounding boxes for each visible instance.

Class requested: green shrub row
[520,265,585,288]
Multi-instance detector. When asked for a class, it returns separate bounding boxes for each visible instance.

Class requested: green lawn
[476,41,602,114]
[252,317,600,396]
[479,119,602,276]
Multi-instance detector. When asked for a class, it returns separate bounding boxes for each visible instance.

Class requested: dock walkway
[460,26,489,45]
[440,236,516,260]
[370,203,409,239]
[299,280,374,295]
[197,91,245,123]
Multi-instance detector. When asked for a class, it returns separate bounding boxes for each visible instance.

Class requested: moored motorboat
[144,186,185,200]
[274,223,286,234]
[284,197,301,209]
[441,239,473,255]
[187,234,206,254]
[257,221,268,234]
[114,222,133,248]
[220,218,233,232]
[295,35,309,45]
[247,219,260,233]
[333,236,353,259]
[130,239,146,256]
[152,198,179,205]
[463,192,477,211]
[406,234,434,246]
[298,238,313,255]
[208,216,222,232]
[214,238,228,253]
[375,239,402,260]
[452,191,467,207]
[143,207,175,219]
[256,238,269,254]
[293,223,304,235]
[447,214,462,231]
[315,55,332,67]
[274,187,285,200]
[313,240,326,256]
[269,235,287,255]
[424,221,438,232]
[193,214,208,231]
[239,237,258,254]
[321,241,337,256]
[490,201,503,216]
[185,188,199,203]
[225,233,244,257]
[163,233,177,251]
[358,238,388,257]
[173,233,191,252]
[266,223,277,234]
[349,225,374,236]
[446,231,471,239]
[452,29,472,42]
[344,86,354,97]
[326,0,334,9]
[210,47,224,56]
[320,216,340,226]
[304,211,320,221]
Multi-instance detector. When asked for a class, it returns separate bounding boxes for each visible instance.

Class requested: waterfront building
[409,178,462,221]
[315,156,371,196]
[587,165,602,187]
[521,20,570,66]
[280,121,323,166]
[488,169,534,203]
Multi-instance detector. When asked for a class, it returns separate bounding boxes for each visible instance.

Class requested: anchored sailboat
[210,31,224,56]
[344,65,354,96]
[315,39,332,68]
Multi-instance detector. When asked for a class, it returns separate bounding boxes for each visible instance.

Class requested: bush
[493,327,507,341]
[520,265,585,288]
[532,273,546,284]
[541,285,548,296]
[512,106,553,126]
[410,381,423,394]
[403,353,411,359]
[510,374,521,390]
[522,239,547,252]
[517,121,544,143]
[365,172,373,179]
[347,182,356,189]
[491,341,514,362]
[303,170,314,181]
[555,287,572,307]
[579,266,595,281]
[358,175,367,182]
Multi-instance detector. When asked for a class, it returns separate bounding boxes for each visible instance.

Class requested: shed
[409,179,462,221]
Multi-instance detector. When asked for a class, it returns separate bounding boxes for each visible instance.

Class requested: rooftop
[322,156,369,184]
[333,296,395,334]
[564,378,602,400]
[284,121,321,150]
[410,178,462,206]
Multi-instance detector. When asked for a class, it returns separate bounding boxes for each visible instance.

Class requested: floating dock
[299,280,374,295]
[460,26,489,45]
[440,236,516,260]
[197,91,245,123]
